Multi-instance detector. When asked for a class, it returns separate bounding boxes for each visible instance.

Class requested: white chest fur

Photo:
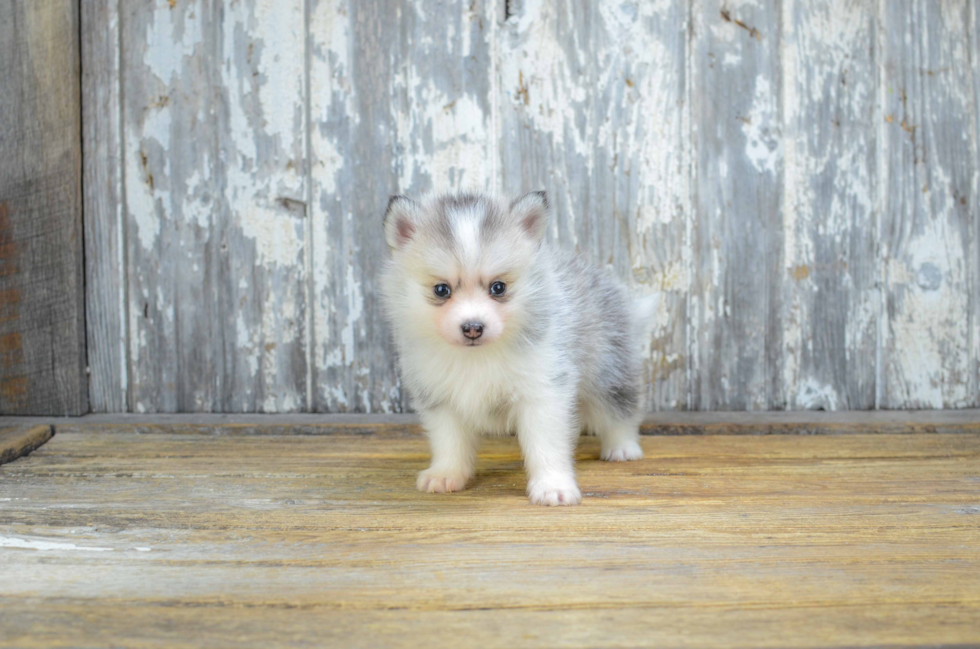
[400,339,546,435]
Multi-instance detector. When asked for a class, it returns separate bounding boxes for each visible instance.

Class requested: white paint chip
[742,75,781,175]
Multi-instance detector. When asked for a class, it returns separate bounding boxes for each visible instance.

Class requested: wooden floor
[1,419,979,648]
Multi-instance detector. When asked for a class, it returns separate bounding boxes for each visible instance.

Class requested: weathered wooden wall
[0,0,87,415]
[82,0,979,413]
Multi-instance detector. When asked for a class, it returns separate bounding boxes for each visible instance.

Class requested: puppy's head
[381,191,549,349]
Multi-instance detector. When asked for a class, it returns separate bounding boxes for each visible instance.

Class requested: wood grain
[878,0,978,408]
[974,0,980,405]
[2,603,979,649]
[213,0,309,412]
[779,0,878,410]
[1,429,978,647]
[122,0,216,412]
[0,0,87,415]
[0,425,52,465]
[81,0,126,413]
[120,0,312,413]
[309,0,496,412]
[690,0,783,409]
[80,1,980,413]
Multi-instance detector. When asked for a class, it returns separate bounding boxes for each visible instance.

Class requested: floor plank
[0,425,52,466]
[1,430,978,648]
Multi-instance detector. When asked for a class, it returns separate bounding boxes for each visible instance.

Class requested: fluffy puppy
[380,191,647,506]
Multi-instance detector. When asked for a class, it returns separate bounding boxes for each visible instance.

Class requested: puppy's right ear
[383,195,421,250]
[509,190,549,244]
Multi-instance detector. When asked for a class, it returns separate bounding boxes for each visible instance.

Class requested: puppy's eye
[433,283,452,299]
[489,281,507,297]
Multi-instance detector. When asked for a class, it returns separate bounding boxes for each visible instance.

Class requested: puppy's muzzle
[461,322,484,340]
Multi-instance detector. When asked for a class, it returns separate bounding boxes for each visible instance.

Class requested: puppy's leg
[417,408,480,493]
[596,412,644,462]
[582,390,644,462]
[517,396,582,506]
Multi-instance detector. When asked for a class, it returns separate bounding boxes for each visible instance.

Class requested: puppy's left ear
[509,190,549,244]
[383,195,421,250]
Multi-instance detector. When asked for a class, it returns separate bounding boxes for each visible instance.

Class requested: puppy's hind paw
[417,468,470,494]
[527,475,582,506]
[600,440,644,462]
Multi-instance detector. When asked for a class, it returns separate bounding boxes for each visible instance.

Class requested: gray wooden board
[779,0,878,410]
[690,0,783,409]
[878,0,978,408]
[119,0,310,413]
[121,0,213,412]
[212,0,309,412]
[81,0,979,413]
[81,0,126,412]
[0,0,87,416]
[974,1,980,406]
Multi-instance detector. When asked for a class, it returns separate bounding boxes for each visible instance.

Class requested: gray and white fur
[380,191,646,506]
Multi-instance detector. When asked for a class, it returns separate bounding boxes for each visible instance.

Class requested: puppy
[380,191,648,506]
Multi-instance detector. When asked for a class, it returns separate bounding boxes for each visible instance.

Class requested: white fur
[381,192,647,506]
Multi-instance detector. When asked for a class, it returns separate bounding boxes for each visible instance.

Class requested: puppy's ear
[383,195,421,250]
[508,190,549,244]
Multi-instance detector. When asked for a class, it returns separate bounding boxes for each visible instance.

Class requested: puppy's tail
[631,292,661,356]
[632,293,660,334]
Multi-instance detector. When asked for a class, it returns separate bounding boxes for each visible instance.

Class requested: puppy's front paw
[417,468,471,493]
[600,440,644,462]
[527,475,582,506]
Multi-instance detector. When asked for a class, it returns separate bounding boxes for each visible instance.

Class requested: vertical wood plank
[498,0,690,410]
[82,0,127,412]
[497,1,595,248]
[309,0,496,412]
[123,0,215,412]
[689,0,783,409]
[123,0,309,412]
[0,0,88,415]
[779,0,877,410]
[878,0,977,408]
[971,0,980,409]
[213,0,308,411]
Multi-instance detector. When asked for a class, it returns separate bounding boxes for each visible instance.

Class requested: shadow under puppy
[381,191,650,506]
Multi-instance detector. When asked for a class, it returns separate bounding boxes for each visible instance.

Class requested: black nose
[461,322,484,339]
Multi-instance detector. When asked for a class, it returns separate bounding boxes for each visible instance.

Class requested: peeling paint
[879,0,977,408]
[143,1,200,84]
[91,0,977,413]
[741,75,781,175]
[796,377,839,411]
[340,260,363,366]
